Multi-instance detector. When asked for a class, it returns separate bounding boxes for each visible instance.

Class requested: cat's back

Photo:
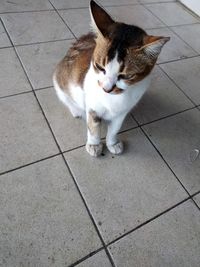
[54,33,96,91]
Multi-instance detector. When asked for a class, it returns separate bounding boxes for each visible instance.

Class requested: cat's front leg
[106,114,126,155]
[86,110,103,157]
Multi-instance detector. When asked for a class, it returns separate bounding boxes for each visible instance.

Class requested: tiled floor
[0,0,200,266]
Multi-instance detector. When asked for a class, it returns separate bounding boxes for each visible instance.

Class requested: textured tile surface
[109,200,200,267]
[65,129,187,243]
[76,250,112,267]
[0,20,11,48]
[193,193,200,208]
[147,27,197,63]
[1,11,73,45]
[0,48,31,97]
[36,87,137,151]
[16,40,72,89]
[132,67,193,124]
[144,109,200,194]
[106,5,164,29]
[160,57,200,105]
[0,0,53,12]
[146,2,199,26]
[172,24,200,54]
[100,0,139,6]
[0,156,101,267]
[0,93,58,173]
[50,0,89,9]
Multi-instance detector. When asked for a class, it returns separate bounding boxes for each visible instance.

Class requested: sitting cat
[53,0,169,157]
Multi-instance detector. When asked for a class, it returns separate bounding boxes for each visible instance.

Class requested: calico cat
[53,0,169,157]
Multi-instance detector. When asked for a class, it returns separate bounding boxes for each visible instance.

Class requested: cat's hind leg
[86,110,103,157]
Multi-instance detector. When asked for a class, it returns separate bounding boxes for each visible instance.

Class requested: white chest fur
[83,64,151,120]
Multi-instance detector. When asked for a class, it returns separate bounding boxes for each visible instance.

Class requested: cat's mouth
[98,80,123,94]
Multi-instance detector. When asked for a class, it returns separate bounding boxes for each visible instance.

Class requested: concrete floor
[0,0,200,266]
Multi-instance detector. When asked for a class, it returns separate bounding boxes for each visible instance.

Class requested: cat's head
[90,0,170,94]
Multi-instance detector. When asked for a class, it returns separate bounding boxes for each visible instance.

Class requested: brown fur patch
[87,110,101,136]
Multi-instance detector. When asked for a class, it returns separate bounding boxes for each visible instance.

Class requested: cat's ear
[141,35,170,59]
[90,0,115,37]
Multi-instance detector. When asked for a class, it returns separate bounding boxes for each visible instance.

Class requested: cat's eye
[94,62,106,74]
[118,74,135,80]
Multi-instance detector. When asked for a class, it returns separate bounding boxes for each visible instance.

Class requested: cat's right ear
[90,0,115,37]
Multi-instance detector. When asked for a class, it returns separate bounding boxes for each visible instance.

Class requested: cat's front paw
[107,141,124,155]
[86,143,103,157]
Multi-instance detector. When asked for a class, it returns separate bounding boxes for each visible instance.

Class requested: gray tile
[0,156,101,267]
[1,11,73,45]
[50,0,89,9]
[0,48,31,97]
[171,24,200,54]
[58,9,91,38]
[109,200,200,267]
[76,250,112,267]
[147,27,197,63]
[193,193,200,208]
[146,2,199,26]
[106,5,164,29]
[16,40,72,89]
[36,87,137,151]
[160,56,200,105]
[65,128,187,243]
[143,108,200,194]
[0,20,11,48]
[100,0,139,6]
[132,67,194,124]
[0,0,53,12]
[140,0,175,2]
[0,93,59,173]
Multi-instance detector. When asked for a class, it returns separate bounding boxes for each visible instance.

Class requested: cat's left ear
[141,35,170,59]
[90,0,115,37]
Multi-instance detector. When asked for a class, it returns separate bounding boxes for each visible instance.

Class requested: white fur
[53,58,151,155]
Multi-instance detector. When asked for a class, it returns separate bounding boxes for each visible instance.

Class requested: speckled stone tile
[16,40,72,89]
[0,93,59,173]
[0,156,101,267]
[132,66,194,124]
[0,48,31,97]
[1,11,73,45]
[109,200,200,267]
[143,108,200,194]
[65,128,187,243]
[76,250,112,267]
[0,20,11,48]
[193,193,200,208]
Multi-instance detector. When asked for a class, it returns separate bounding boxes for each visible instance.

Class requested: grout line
[0,153,61,176]
[0,9,54,15]
[14,38,74,48]
[142,3,200,55]
[158,65,198,106]
[48,0,77,40]
[0,90,33,100]
[133,105,198,128]
[158,54,200,65]
[106,196,190,247]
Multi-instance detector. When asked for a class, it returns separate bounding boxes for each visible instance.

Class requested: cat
[53,0,170,157]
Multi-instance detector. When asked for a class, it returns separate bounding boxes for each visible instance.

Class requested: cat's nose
[98,80,116,93]
[103,84,116,93]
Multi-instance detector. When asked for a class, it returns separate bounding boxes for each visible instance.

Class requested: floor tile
[0,156,101,267]
[1,11,73,45]
[146,2,199,26]
[160,56,200,105]
[100,0,139,6]
[76,250,112,267]
[147,27,197,63]
[0,20,11,48]
[50,0,89,9]
[106,5,164,29]
[16,40,72,89]
[171,24,200,54]
[65,128,187,243]
[0,48,31,97]
[36,87,137,151]
[58,9,90,38]
[109,200,200,267]
[0,93,59,173]
[193,193,200,208]
[132,67,193,124]
[0,0,53,13]
[143,108,200,194]
[140,0,175,2]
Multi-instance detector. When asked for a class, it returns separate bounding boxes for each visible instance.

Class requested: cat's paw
[86,143,103,157]
[107,141,124,155]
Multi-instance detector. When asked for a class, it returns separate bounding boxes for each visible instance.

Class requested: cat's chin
[103,87,124,95]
